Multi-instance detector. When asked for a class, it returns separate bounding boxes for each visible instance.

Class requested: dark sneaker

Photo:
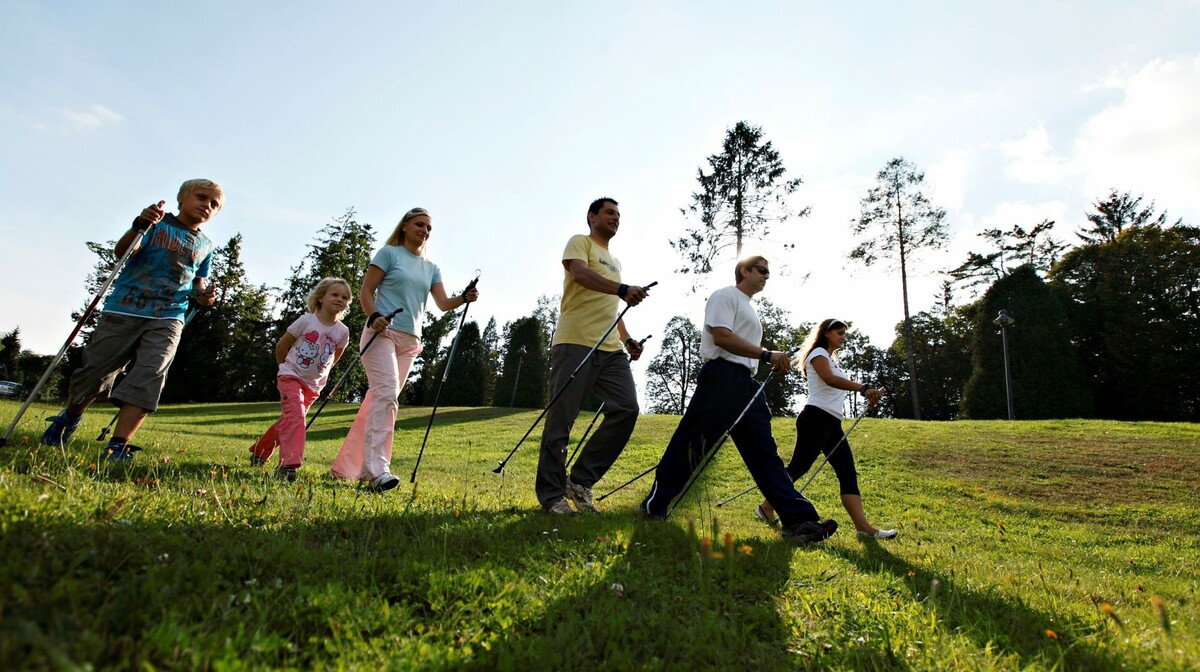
[368,473,400,493]
[782,519,839,545]
[566,479,600,513]
[42,410,83,446]
[249,452,267,467]
[276,466,298,482]
[638,499,668,521]
[100,442,141,462]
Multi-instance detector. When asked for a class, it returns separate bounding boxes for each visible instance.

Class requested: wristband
[617,283,629,299]
[760,350,773,363]
[368,312,383,324]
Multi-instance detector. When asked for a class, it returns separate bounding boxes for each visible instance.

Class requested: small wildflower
[1045,629,1058,641]
[711,552,725,560]
[907,571,916,578]
[1151,596,1171,635]
[1100,602,1124,629]
[88,463,97,472]
[610,583,624,594]
[723,532,734,552]
[738,544,753,556]
[699,537,712,559]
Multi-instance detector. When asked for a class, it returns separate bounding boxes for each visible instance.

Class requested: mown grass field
[1,399,1197,670]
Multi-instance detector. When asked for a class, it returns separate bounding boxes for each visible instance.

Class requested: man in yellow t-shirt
[537,197,651,515]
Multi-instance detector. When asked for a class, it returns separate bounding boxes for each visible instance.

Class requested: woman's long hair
[797,318,847,377]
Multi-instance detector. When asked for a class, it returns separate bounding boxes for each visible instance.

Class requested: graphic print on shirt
[294,332,321,369]
[293,331,341,371]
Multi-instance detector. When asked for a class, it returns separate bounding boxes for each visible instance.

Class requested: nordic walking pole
[1,216,161,448]
[596,462,656,502]
[715,409,869,508]
[304,307,404,430]
[664,347,800,516]
[410,271,481,483]
[493,281,657,474]
[97,302,203,441]
[564,335,651,471]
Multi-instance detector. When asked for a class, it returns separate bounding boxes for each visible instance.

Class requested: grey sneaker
[368,473,400,493]
[546,498,576,515]
[566,479,600,513]
[782,519,839,545]
[276,466,298,482]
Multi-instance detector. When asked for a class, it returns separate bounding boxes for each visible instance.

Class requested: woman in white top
[756,319,895,539]
[330,207,479,492]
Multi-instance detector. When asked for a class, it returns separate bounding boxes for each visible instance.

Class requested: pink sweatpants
[252,375,321,468]
[330,328,422,481]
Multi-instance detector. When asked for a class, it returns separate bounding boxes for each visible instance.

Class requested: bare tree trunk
[896,200,923,420]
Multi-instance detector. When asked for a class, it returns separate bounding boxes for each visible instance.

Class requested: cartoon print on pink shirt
[294,331,321,369]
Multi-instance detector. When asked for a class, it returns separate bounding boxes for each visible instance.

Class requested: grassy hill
[1,400,1197,670]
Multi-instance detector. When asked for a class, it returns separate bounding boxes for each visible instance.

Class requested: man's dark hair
[587,197,619,219]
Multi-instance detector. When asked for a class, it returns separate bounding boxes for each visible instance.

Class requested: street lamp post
[509,346,527,407]
[993,309,1016,420]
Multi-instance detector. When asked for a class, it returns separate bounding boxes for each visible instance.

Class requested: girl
[330,207,479,492]
[756,319,895,539]
[250,277,352,480]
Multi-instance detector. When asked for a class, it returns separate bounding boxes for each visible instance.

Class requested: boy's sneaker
[546,498,576,515]
[276,466,298,482]
[368,473,400,493]
[42,410,83,446]
[782,519,839,545]
[565,479,600,513]
[100,441,140,462]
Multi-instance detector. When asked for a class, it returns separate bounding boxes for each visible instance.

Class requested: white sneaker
[857,528,898,540]
[566,479,600,513]
[368,473,400,493]
[754,504,779,526]
[547,498,576,515]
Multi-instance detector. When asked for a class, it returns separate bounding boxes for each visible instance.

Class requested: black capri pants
[785,405,860,496]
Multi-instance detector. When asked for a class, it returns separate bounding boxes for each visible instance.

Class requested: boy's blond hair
[307,277,353,319]
[178,178,225,207]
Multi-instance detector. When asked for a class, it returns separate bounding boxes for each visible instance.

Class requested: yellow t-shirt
[553,234,623,351]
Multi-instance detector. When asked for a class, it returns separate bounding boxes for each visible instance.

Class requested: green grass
[1,399,1197,670]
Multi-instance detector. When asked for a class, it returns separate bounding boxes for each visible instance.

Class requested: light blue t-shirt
[103,214,214,320]
[370,245,442,338]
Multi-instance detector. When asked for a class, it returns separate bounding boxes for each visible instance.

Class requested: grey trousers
[536,344,639,507]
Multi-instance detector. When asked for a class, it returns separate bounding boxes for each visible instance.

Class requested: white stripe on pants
[330,328,422,480]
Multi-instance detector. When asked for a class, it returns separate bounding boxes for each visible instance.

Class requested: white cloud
[1074,54,1200,219]
[35,104,124,132]
[1001,123,1076,184]
[927,150,971,212]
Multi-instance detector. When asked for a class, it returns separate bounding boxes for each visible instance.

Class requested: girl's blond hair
[307,277,353,319]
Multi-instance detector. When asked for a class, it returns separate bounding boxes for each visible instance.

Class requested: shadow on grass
[0,489,799,670]
[830,540,1121,670]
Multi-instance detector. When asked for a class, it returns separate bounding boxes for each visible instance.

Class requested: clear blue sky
[2,2,1198,396]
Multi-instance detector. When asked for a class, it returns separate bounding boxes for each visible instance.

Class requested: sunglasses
[750,265,770,275]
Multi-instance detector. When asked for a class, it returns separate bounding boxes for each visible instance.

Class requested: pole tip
[492,464,505,474]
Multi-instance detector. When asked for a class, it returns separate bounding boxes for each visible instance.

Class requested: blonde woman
[330,207,479,492]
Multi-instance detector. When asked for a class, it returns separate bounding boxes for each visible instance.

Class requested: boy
[42,179,224,461]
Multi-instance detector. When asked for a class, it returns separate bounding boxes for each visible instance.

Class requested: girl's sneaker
[41,410,83,446]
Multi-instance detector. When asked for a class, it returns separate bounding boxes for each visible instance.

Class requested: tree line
[641,122,1197,423]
